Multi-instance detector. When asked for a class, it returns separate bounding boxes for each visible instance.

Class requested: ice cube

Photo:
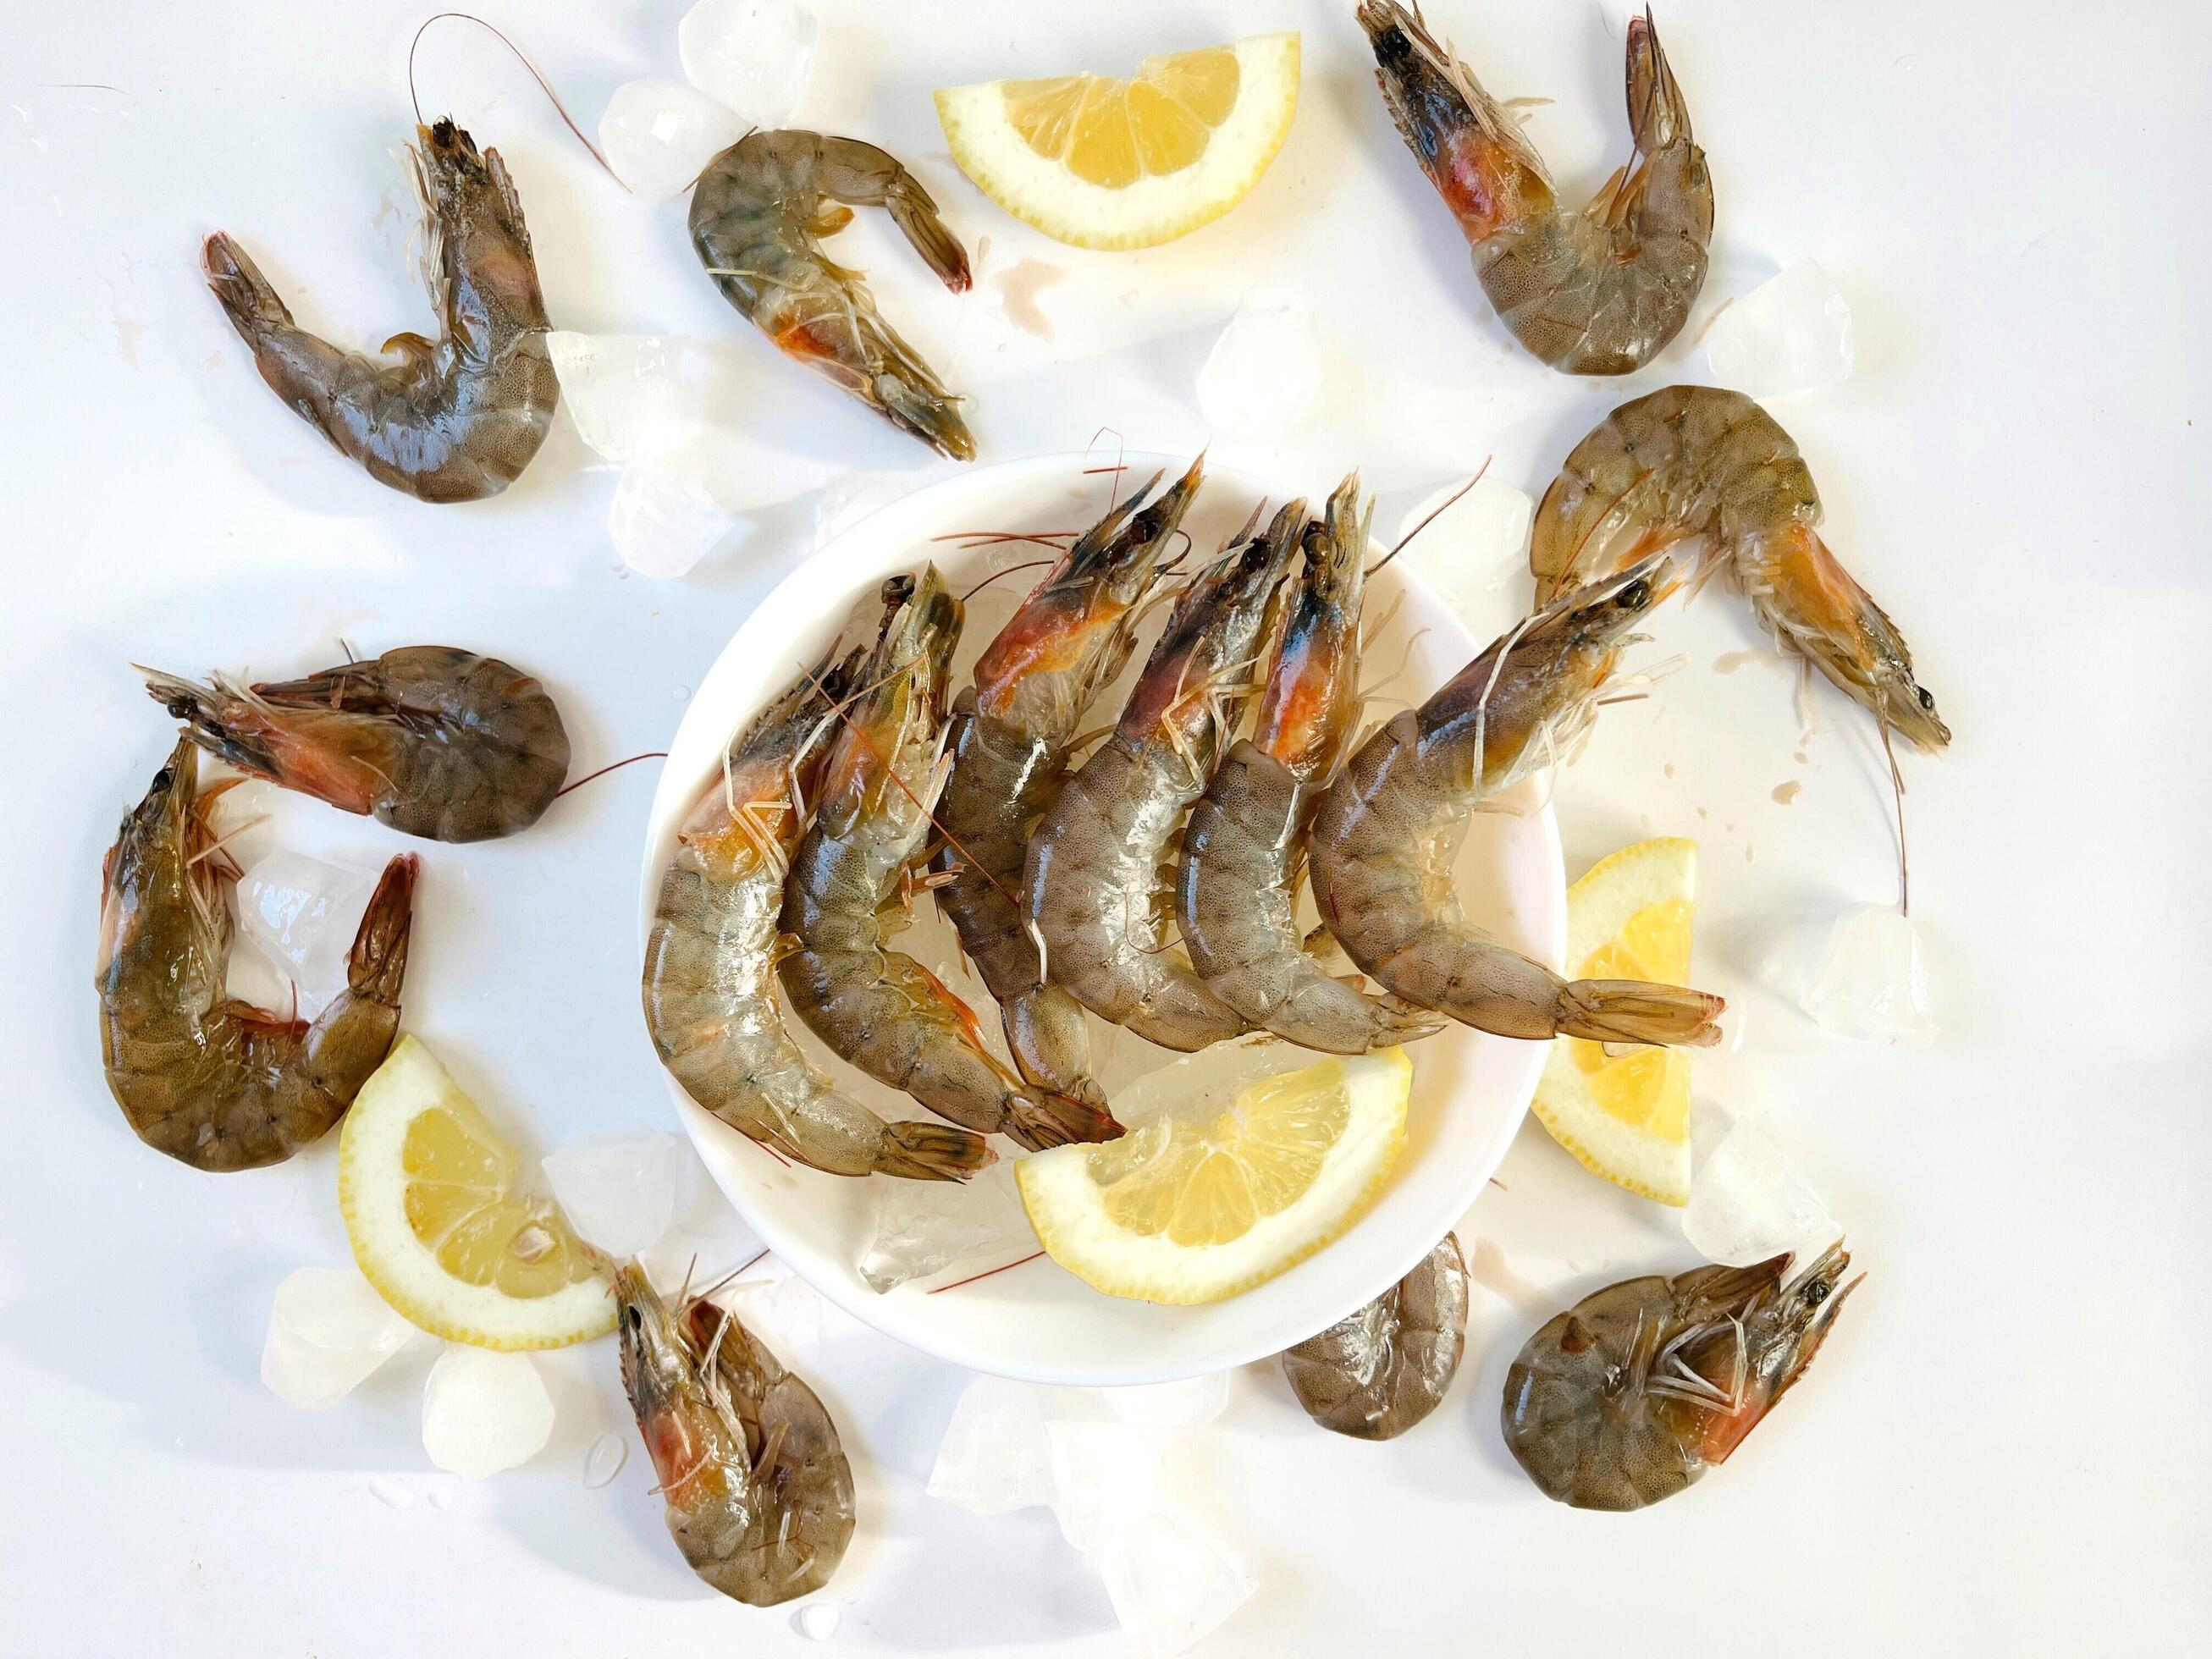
[1702,257,1854,397]
[599,79,747,201]
[1100,1033,1313,1128]
[680,0,819,128]
[262,1267,416,1408]
[1393,475,1536,625]
[582,1431,629,1489]
[927,1375,1060,1514]
[720,1270,824,1357]
[814,471,910,551]
[856,1158,1034,1293]
[791,1601,842,1640]
[1046,1421,1160,1552]
[610,464,732,578]
[549,332,680,466]
[541,1131,684,1258]
[1196,303,1322,442]
[1099,1512,1256,1659]
[1104,1372,1231,1428]
[1801,903,1937,1047]
[421,1347,555,1477]
[235,852,378,1019]
[1684,1116,1840,1268]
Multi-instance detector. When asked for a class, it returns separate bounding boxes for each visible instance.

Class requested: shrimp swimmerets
[615,1265,855,1606]
[1531,384,1950,752]
[1309,557,1725,1046]
[1502,1243,1859,1511]
[691,131,975,460]
[932,459,1202,1107]
[204,119,557,503]
[1178,474,1442,1054]
[1024,504,1301,1053]
[97,737,416,1171]
[781,570,1118,1149]
[1281,1232,1469,1441]
[644,653,996,1182]
[145,647,570,845]
[1360,3,1712,376]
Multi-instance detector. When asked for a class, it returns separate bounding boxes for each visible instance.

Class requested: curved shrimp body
[1531,384,1950,751]
[96,738,416,1171]
[614,1265,855,1606]
[1282,1232,1470,1440]
[932,460,1203,1105]
[1024,505,1301,1052]
[781,570,1115,1150]
[644,656,994,1182]
[144,646,571,844]
[203,120,556,503]
[1178,477,1441,1055]
[1502,1243,1860,1510]
[1360,3,1711,375]
[691,132,975,460]
[1309,558,1724,1047]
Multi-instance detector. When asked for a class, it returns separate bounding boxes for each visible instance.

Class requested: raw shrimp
[1308,557,1725,1046]
[614,1265,855,1606]
[781,570,1117,1149]
[203,119,557,503]
[1360,3,1711,376]
[644,653,995,1181]
[1502,1243,1859,1510]
[143,646,571,844]
[1281,1232,1469,1440]
[691,131,975,460]
[1023,504,1300,1052]
[932,460,1203,1106]
[1531,384,1950,751]
[96,737,416,1171]
[1178,474,1441,1054]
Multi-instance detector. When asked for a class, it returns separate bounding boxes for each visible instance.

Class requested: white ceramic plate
[638,453,1564,1384]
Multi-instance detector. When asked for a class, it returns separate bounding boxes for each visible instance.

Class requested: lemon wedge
[935,32,1300,250]
[339,1036,615,1350]
[1531,838,1702,1205]
[1018,1044,1408,1304]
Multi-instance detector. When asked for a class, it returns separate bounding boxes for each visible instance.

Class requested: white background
[3,1,2206,1652]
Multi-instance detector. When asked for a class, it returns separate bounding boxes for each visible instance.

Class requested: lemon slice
[935,32,1301,250]
[1018,1046,1409,1304]
[339,1037,615,1350]
[1532,839,1702,1205]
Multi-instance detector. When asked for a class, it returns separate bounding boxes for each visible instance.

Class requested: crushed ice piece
[367,1474,414,1510]
[792,1601,842,1640]
[857,1158,1033,1293]
[1099,1512,1256,1659]
[1393,476,1536,623]
[1107,1033,1316,1130]
[1702,257,1854,397]
[582,1431,629,1489]
[1197,303,1321,442]
[680,0,818,128]
[927,1375,1062,1514]
[610,464,731,578]
[1104,1372,1231,1428]
[236,853,377,1019]
[421,1347,555,1478]
[261,1266,415,1409]
[814,471,909,551]
[1684,1116,1840,1268]
[720,1271,825,1358]
[549,331,791,510]
[549,331,687,466]
[1801,903,1937,1047]
[541,1131,685,1258]
[599,79,747,201]
[1046,1421,1160,1552]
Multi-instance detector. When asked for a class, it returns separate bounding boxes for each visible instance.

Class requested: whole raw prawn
[1360,3,1712,375]
[614,1265,855,1606]
[1178,474,1440,1054]
[203,119,557,502]
[1023,504,1299,1052]
[1503,1243,1859,1510]
[97,737,416,1171]
[644,653,996,1182]
[781,570,1117,1149]
[691,131,975,460]
[931,460,1202,1107]
[1309,557,1725,1046]
[143,646,571,844]
[1531,384,1950,751]
[1282,1232,1469,1441]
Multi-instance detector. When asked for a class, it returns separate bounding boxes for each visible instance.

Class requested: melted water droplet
[792,1601,842,1640]
[1772,780,1801,805]
[583,1432,629,1489]
[367,1474,414,1510]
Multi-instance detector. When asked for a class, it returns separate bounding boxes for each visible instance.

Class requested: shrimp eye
[1917,687,1935,710]
[1803,1278,1832,1307]
[152,765,174,791]
[1616,578,1651,609]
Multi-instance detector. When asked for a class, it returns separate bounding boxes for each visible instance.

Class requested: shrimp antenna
[407,12,626,190]
[1880,719,1911,917]
[1369,458,1491,576]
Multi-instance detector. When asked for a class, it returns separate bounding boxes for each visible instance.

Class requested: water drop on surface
[583,1432,629,1489]
[792,1601,841,1640]
[367,1474,413,1510]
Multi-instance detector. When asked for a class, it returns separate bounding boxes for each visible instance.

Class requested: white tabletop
[3,1,2205,1652]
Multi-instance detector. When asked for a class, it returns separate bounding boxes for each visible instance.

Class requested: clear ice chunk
[680,0,819,129]
[236,852,377,1020]
[1104,1372,1231,1428]
[421,1347,555,1478]
[720,1270,824,1358]
[1099,1512,1257,1659]
[1801,903,1937,1047]
[1393,475,1536,626]
[261,1266,415,1409]
[541,1131,684,1259]
[1684,1116,1840,1268]
[1045,1421,1160,1552]
[610,464,731,578]
[927,1375,1062,1514]
[1702,257,1855,397]
[1196,303,1322,442]
[599,79,747,202]
[814,471,909,551]
[857,1157,1034,1293]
